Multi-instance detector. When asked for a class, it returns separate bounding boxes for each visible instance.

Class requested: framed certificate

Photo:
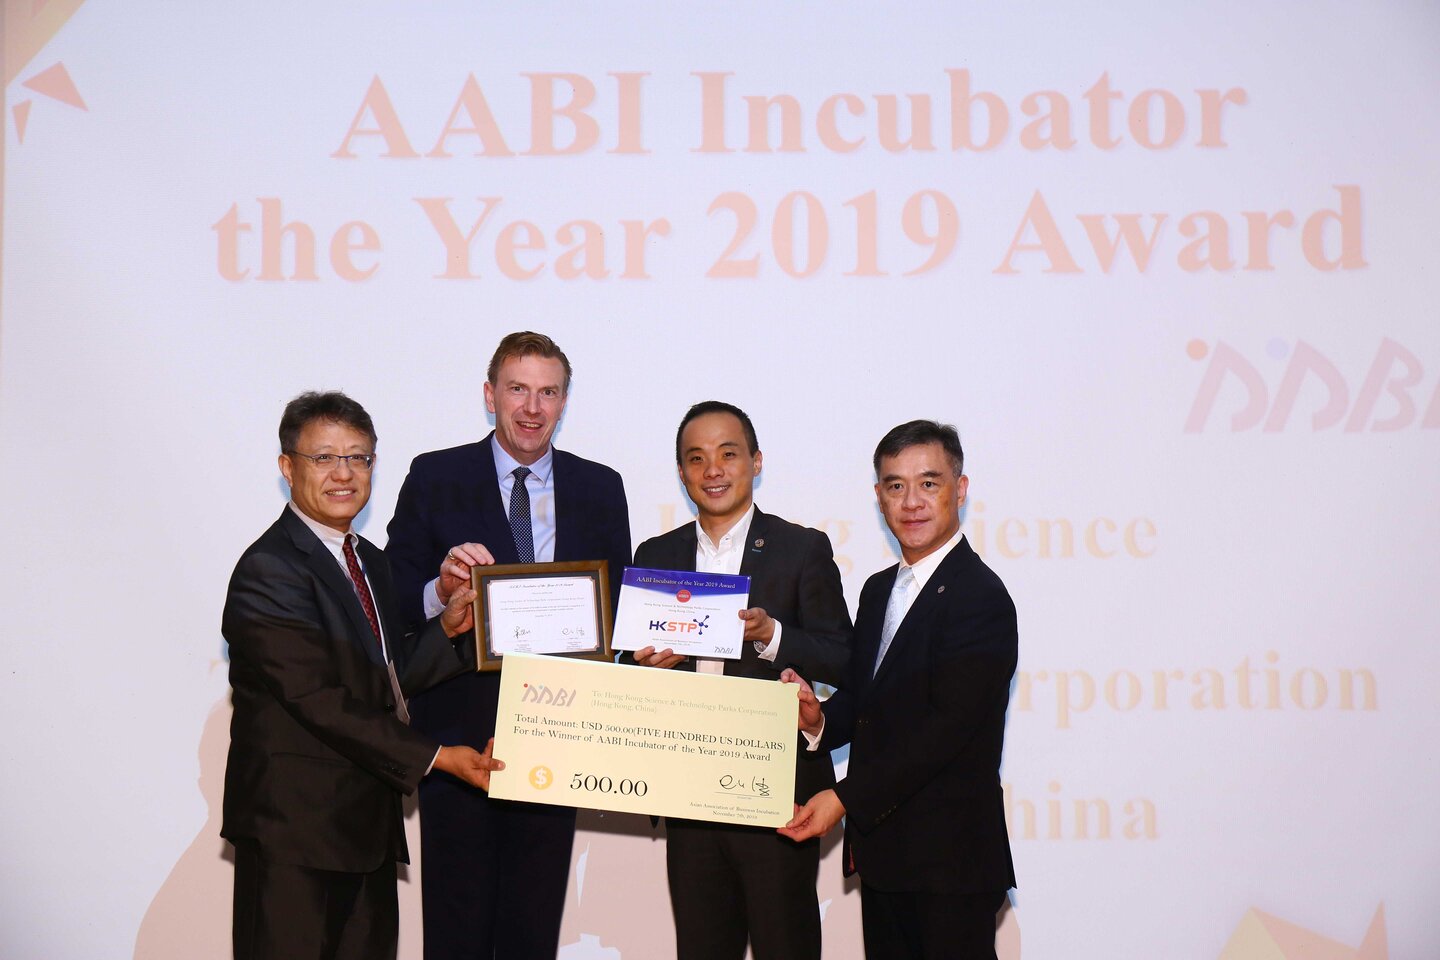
[471,561,612,672]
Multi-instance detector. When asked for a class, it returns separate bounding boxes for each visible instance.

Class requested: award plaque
[471,561,612,672]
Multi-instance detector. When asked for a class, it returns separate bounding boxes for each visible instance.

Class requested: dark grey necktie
[509,466,535,563]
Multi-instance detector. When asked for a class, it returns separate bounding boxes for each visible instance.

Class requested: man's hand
[780,668,824,736]
[433,738,505,792]
[738,606,776,648]
[633,645,687,669]
[436,542,495,605]
[439,586,477,638]
[778,789,845,842]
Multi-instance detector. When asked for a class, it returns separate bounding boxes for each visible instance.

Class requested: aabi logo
[520,683,577,706]
[1184,338,1439,433]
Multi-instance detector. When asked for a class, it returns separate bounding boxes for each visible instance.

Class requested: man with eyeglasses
[385,332,632,960]
[222,390,503,960]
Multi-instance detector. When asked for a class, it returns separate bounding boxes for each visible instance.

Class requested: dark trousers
[860,886,1007,960]
[232,839,398,960]
[418,776,576,960]
[665,818,822,960]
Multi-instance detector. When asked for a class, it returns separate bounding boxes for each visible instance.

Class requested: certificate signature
[717,774,771,799]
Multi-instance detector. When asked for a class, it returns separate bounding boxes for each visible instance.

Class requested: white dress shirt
[423,435,557,617]
[690,504,784,675]
[804,529,968,750]
[288,502,391,660]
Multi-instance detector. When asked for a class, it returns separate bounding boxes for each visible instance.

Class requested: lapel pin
[754,538,765,549]
[937,585,946,594]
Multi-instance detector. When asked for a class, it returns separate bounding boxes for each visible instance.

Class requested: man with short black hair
[781,419,1018,960]
[385,332,632,960]
[632,400,852,960]
[223,391,501,960]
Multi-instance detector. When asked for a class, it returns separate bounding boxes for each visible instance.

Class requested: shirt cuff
[422,576,445,619]
[755,620,783,660]
[426,746,441,776]
[802,717,825,752]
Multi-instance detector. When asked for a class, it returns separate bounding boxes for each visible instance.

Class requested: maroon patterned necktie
[343,536,411,723]
[342,536,383,651]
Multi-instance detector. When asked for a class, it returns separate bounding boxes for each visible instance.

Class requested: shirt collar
[490,433,554,485]
[903,528,966,591]
[695,503,756,554]
[288,501,355,549]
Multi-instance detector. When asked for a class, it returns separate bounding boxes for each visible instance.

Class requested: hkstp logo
[520,683,577,706]
[1185,338,1439,433]
[649,614,710,636]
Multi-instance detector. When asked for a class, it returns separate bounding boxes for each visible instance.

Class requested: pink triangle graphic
[1255,909,1363,960]
[22,62,87,110]
[1357,905,1387,960]
[13,101,33,143]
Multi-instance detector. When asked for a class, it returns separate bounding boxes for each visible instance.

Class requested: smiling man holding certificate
[627,401,853,960]
[384,332,631,960]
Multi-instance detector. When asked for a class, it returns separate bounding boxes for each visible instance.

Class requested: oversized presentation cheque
[488,653,798,827]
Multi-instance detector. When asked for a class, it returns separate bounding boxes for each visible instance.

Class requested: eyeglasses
[287,451,376,471]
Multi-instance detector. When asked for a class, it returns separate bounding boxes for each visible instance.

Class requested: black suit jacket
[384,433,632,748]
[221,507,473,873]
[821,536,1017,893]
[633,508,853,802]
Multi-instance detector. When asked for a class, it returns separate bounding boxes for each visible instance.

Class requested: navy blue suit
[385,433,630,960]
[820,537,1017,958]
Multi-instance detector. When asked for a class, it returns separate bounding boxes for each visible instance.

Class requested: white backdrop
[2,2,1437,958]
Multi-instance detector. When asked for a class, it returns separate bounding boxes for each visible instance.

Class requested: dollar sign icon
[528,766,553,790]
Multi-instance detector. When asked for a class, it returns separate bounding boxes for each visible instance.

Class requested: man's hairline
[490,351,572,394]
[285,414,377,453]
[874,440,965,480]
[676,411,759,462]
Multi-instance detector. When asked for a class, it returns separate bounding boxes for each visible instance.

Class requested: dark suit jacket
[821,536,1017,893]
[384,433,631,748]
[633,508,853,802]
[221,507,473,873]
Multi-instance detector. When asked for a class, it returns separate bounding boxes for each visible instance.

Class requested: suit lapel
[552,446,575,562]
[869,541,971,689]
[280,508,386,666]
[723,510,769,676]
[474,434,517,563]
[857,564,898,691]
[360,536,403,654]
[665,521,699,575]
[737,509,769,580]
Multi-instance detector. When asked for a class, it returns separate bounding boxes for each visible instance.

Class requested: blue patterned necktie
[509,466,535,563]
